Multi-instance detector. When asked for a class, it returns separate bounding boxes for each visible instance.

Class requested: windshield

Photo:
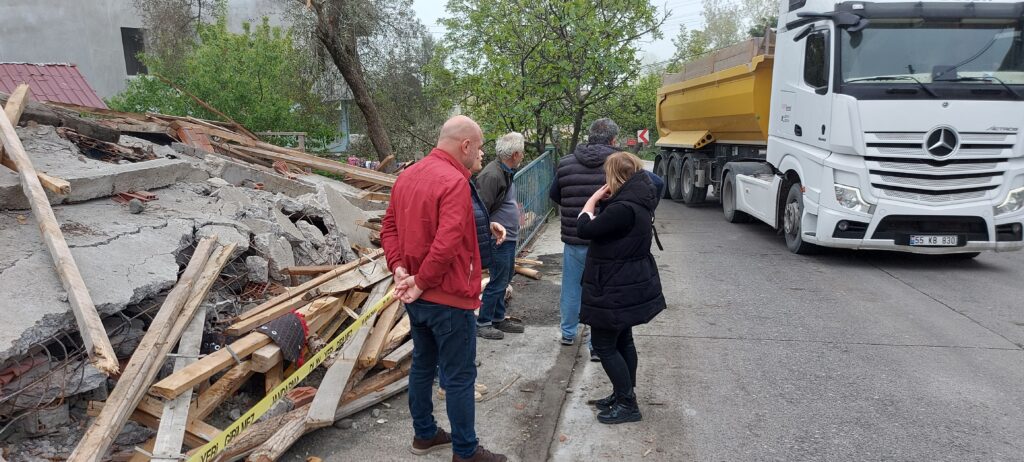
[841,20,1024,84]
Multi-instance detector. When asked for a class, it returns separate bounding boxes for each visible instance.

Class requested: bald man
[381,115,508,462]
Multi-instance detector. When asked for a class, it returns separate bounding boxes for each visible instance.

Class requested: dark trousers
[590,326,638,397]
[478,240,516,326]
[406,300,478,458]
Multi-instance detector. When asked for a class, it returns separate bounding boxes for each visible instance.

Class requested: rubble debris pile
[0,87,413,461]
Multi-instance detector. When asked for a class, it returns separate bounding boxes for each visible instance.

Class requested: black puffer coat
[470,182,493,268]
[577,172,665,330]
[549,143,618,245]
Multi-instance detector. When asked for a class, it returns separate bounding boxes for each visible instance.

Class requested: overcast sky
[411,0,708,67]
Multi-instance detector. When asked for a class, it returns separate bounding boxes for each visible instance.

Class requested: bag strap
[651,214,664,251]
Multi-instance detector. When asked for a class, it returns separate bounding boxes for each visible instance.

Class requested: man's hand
[393,267,410,299]
[490,222,507,245]
[399,276,424,303]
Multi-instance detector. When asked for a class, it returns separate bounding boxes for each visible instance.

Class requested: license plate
[909,235,959,246]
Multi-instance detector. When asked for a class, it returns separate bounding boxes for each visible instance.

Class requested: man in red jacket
[381,115,508,462]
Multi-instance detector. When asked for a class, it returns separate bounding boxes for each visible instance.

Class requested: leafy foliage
[108,16,338,139]
[435,0,666,155]
[667,0,778,69]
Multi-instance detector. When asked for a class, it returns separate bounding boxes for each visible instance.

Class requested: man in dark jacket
[549,118,621,351]
[474,132,526,340]
[382,115,508,462]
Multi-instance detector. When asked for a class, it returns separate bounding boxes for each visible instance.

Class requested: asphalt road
[553,199,1024,461]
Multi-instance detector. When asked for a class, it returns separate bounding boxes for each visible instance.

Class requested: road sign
[637,129,649,144]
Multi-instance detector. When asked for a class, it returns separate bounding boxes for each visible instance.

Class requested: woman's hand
[583,184,611,215]
[490,222,507,245]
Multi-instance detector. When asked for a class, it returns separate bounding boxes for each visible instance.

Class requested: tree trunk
[568,105,586,154]
[316,21,393,162]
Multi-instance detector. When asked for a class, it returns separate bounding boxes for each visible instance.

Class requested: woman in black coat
[577,151,665,424]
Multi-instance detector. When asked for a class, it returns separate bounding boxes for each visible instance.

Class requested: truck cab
[658,0,1024,255]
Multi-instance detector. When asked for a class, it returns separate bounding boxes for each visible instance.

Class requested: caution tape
[187,291,395,462]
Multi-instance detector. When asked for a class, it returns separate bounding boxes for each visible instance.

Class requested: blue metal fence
[513,149,558,253]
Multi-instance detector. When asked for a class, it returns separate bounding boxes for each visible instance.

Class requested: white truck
[655,0,1024,256]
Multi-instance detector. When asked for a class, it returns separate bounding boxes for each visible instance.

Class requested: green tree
[669,24,712,70]
[108,17,338,139]
[437,0,666,154]
[586,71,661,145]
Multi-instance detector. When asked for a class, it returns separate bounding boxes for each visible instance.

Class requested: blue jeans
[406,300,478,458]
[478,240,516,326]
[559,243,588,341]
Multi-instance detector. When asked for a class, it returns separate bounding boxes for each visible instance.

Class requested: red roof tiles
[0,63,107,109]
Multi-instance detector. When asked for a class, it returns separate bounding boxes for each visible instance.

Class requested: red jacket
[381,148,482,309]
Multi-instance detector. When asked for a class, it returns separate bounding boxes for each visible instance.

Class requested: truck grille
[863,132,1016,203]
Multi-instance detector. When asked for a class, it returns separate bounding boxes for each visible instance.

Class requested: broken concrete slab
[252,233,296,282]
[0,199,194,362]
[246,256,269,284]
[0,125,204,209]
[319,184,372,249]
[173,143,315,198]
[196,224,250,259]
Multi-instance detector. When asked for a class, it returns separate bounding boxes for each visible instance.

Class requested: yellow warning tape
[187,291,395,462]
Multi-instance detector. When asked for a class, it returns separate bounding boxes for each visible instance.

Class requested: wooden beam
[69,240,232,462]
[3,91,117,378]
[265,362,284,394]
[356,299,402,368]
[281,265,341,276]
[344,358,412,402]
[192,361,253,422]
[231,144,397,188]
[0,85,70,195]
[230,250,383,324]
[515,266,541,280]
[382,314,410,354]
[250,344,284,374]
[380,340,413,369]
[151,305,207,462]
[150,296,338,400]
[88,400,220,449]
[515,258,543,266]
[307,259,391,299]
[305,281,391,427]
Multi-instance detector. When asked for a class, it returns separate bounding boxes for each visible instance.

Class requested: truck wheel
[783,182,818,254]
[667,154,684,201]
[722,171,751,223]
[654,154,671,199]
[681,157,708,204]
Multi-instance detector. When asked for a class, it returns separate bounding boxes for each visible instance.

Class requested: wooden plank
[250,344,283,374]
[309,259,391,298]
[89,401,219,449]
[232,144,397,188]
[281,265,341,276]
[230,250,383,324]
[356,299,402,368]
[69,240,231,462]
[151,305,207,462]
[305,281,391,427]
[192,361,253,421]
[380,340,413,369]
[0,89,116,376]
[382,314,410,354]
[150,296,338,400]
[0,86,70,195]
[515,258,543,266]
[515,266,541,280]
[265,362,284,394]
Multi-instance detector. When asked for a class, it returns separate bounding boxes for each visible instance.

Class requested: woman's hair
[605,151,644,195]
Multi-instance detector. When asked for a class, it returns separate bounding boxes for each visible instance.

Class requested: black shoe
[494,318,524,333]
[589,349,600,362]
[597,392,642,425]
[592,393,616,412]
[477,325,504,340]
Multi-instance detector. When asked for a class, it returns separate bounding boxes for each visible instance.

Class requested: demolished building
[0,89,411,460]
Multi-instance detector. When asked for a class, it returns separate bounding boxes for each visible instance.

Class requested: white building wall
[0,0,289,99]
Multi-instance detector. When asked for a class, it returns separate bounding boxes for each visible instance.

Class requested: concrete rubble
[0,112,385,459]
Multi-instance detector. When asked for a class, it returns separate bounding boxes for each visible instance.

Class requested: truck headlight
[834,184,874,214]
[994,186,1024,216]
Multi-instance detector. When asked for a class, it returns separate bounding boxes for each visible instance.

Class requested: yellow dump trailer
[653,34,775,204]
[656,34,775,150]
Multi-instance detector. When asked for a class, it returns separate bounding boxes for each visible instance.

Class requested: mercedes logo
[924,127,959,158]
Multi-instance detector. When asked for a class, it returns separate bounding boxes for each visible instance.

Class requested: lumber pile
[76,249,416,462]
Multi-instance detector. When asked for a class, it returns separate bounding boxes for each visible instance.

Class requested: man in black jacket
[475,132,526,339]
[549,118,621,355]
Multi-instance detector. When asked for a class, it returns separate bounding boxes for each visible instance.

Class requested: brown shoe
[453,445,508,461]
[410,428,452,455]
